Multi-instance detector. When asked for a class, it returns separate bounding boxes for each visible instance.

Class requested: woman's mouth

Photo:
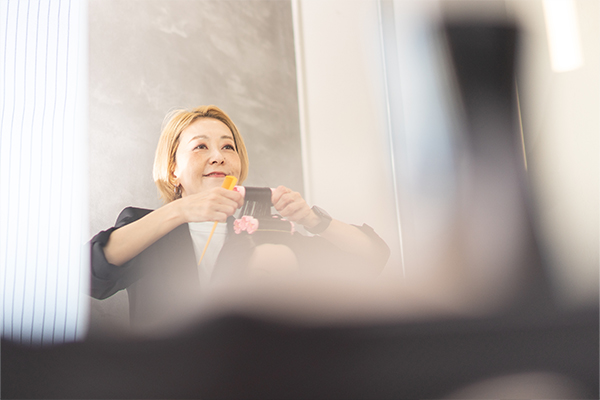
[204,172,227,178]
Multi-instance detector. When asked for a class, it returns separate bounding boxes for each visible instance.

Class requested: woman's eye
[194,144,207,150]
[223,144,235,150]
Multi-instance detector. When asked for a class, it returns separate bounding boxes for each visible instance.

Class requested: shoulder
[114,207,154,228]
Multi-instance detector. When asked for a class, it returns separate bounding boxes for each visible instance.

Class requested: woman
[90,105,389,328]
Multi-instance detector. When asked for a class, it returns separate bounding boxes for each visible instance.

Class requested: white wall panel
[294,0,402,275]
[0,0,88,345]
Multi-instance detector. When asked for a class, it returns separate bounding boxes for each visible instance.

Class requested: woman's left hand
[272,186,389,272]
[271,186,318,228]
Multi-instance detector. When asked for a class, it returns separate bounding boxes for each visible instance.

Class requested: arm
[309,219,389,269]
[103,187,243,267]
[271,186,389,273]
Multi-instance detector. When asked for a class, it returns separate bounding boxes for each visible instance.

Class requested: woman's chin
[201,178,226,191]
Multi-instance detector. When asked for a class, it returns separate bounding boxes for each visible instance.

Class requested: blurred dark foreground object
[2,307,598,399]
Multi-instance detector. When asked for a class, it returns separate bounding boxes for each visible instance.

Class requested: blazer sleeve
[89,207,153,299]
[352,223,391,269]
[291,222,390,274]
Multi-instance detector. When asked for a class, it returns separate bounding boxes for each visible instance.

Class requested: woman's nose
[209,149,225,164]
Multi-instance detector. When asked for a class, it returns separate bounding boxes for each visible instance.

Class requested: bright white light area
[0,0,89,345]
[542,0,584,72]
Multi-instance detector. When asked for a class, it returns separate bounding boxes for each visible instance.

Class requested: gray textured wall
[89,0,302,237]
[88,0,302,334]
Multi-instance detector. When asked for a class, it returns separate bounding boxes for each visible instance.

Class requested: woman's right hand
[177,187,244,223]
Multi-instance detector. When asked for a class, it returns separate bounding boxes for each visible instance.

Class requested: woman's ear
[170,167,180,186]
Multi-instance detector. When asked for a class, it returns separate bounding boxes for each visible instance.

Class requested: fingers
[211,189,243,217]
[209,202,237,221]
[204,188,242,211]
[272,186,306,208]
[279,200,312,222]
[184,187,243,222]
[272,186,311,222]
[272,186,298,210]
[217,187,244,208]
[210,211,230,223]
[271,185,289,205]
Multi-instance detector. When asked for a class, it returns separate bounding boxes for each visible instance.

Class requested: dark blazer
[90,207,391,327]
[90,207,201,327]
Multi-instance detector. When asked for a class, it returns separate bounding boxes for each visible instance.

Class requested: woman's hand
[271,186,319,229]
[271,185,388,272]
[178,186,244,223]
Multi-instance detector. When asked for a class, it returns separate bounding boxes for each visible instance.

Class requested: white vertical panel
[290,0,312,206]
[0,0,88,345]
[296,0,402,274]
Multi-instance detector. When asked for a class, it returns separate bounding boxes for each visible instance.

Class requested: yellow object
[198,175,238,266]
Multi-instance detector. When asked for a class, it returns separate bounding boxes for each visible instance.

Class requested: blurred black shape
[2,309,598,399]
[444,23,555,314]
[445,24,517,147]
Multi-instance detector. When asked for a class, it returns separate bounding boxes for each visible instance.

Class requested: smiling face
[172,118,242,197]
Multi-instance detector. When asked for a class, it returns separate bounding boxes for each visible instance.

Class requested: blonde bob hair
[153,105,249,203]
